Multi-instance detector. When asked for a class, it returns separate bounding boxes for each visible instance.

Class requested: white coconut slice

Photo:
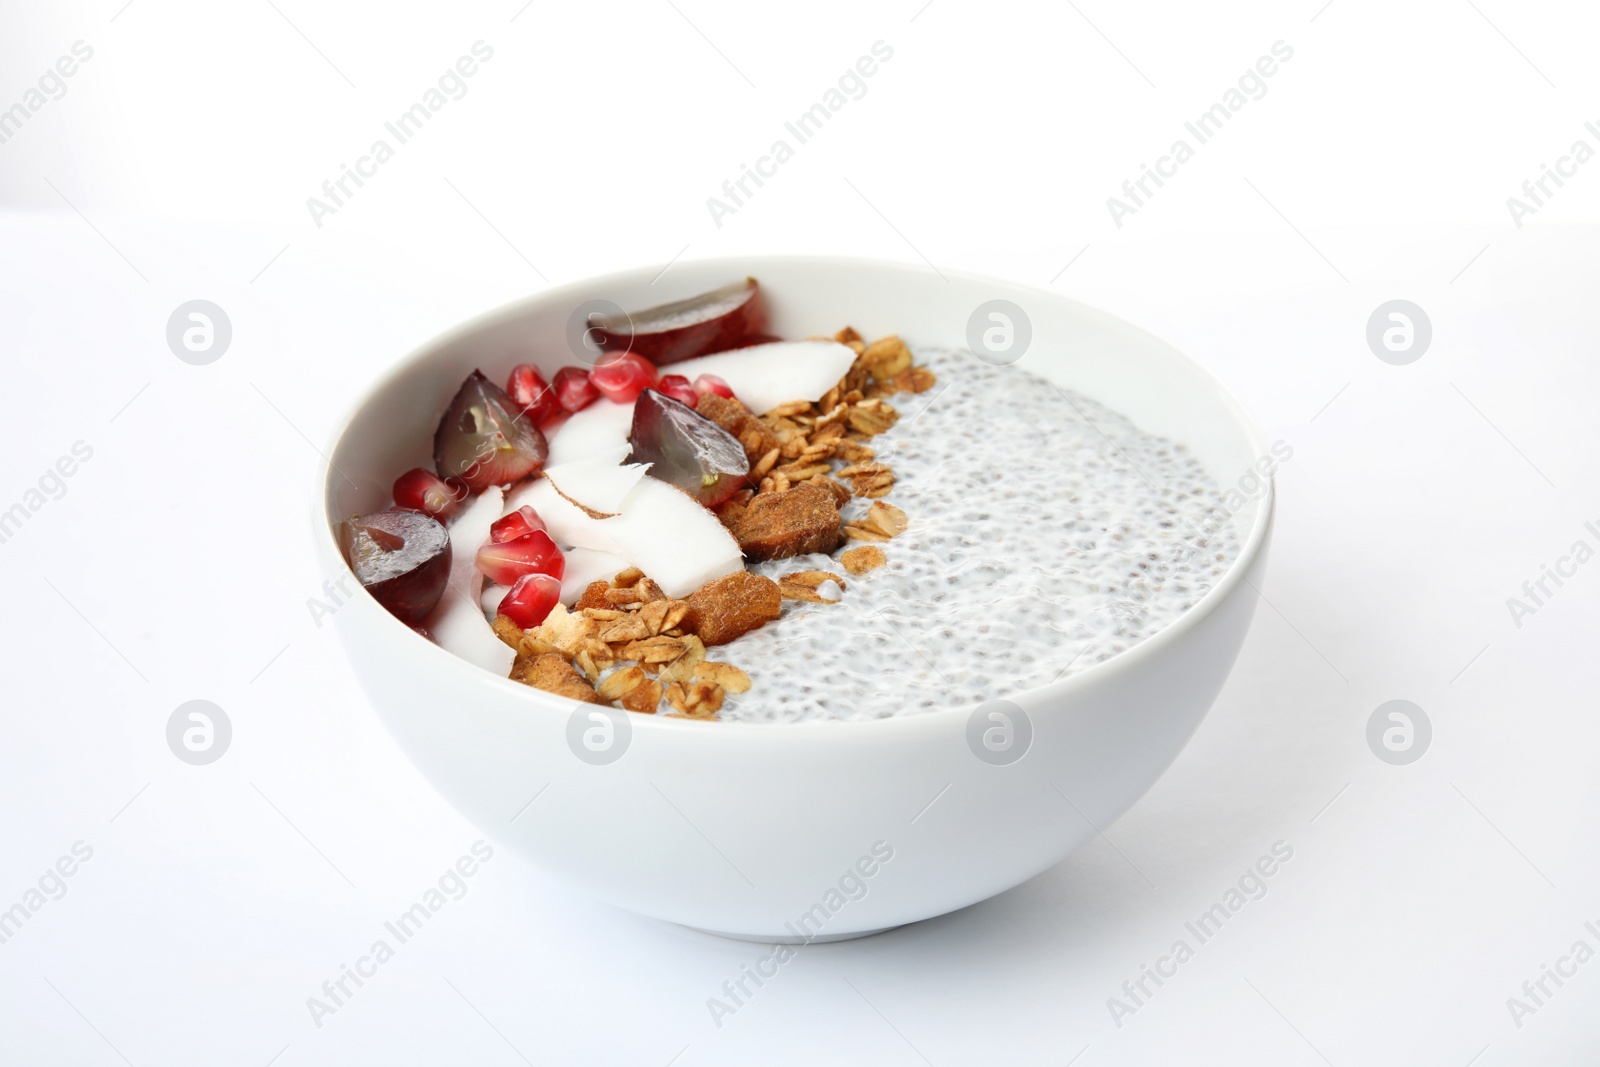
[544,459,652,518]
[668,340,859,413]
[504,476,621,554]
[558,546,632,604]
[425,486,515,676]
[604,476,743,598]
[544,399,635,466]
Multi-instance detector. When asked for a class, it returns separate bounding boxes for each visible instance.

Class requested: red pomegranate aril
[656,374,699,407]
[692,373,735,400]
[489,505,546,543]
[498,572,561,629]
[553,366,600,414]
[392,467,467,520]
[590,352,657,404]
[507,364,559,424]
[476,529,565,586]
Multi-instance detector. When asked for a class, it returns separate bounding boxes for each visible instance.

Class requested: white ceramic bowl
[316,257,1274,941]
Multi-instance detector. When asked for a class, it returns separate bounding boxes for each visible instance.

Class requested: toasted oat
[892,366,937,394]
[620,635,688,664]
[773,461,831,483]
[613,566,644,587]
[596,665,647,701]
[837,461,895,498]
[596,613,652,643]
[835,326,863,345]
[657,634,707,686]
[765,399,813,419]
[860,335,913,380]
[779,570,847,603]
[843,523,890,543]
[835,440,875,463]
[574,647,603,683]
[664,681,724,718]
[605,585,644,606]
[637,598,689,637]
[841,545,887,575]
[865,500,908,537]
[752,447,780,479]
[694,661,751,693]
[847,400,899,436]
[491,613,523,650]
[512,653,603,704]
[635,577,669,603]
[620,677,663,713]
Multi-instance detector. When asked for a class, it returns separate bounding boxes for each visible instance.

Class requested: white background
[2,0,1598,1063]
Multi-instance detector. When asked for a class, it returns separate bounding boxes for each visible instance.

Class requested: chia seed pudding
[343,278,1242,724]
[725,347,1240,723]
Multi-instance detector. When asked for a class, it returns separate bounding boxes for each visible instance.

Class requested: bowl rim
[317,253,1274,734]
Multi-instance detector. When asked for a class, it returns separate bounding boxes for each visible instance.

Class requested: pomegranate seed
[498,572,561,628]
[655,374,699,408]
[692,373,735,400]
[393,467,467,519]
[489,505,546,543]
[590,352,657,404]
[553,366,600,413]
[476,529,564,586]
[507,364,559,424]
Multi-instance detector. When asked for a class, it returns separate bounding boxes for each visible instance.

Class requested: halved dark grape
[433,370,548,491]
[593,278,763,366]
[628,388,750,508]
[338,509,452,624]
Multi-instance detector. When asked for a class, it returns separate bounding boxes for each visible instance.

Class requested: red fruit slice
[553,366,600,413]
[433,371,549,491]
[490,505,546,543]
[628,388,750,508]
[692,373,734,400]
[590,352,657,403]
[338,509,452,624]
[507,364,560,425]
[593,278,763,366]
[656,374,699,407]
[393,467,467,520]
[498,572,561,628]
[476,529,565,586]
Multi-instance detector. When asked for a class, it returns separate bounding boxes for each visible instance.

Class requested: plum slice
[629,388,750,508]
[338,509,452,624]
[592,278,763,366]
[433,371,548,491]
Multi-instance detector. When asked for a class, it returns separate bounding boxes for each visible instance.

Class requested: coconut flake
[505,476,622,554]
[425,486,515,675]
[544,459,652,518]
[604,476,743,598]
[669,341,859,413]
[544,399,635,466]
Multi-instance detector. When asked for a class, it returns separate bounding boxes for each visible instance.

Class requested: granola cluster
[497,328,932,719]
[492,567,760,719]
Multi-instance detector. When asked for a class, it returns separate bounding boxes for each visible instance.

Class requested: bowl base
[684,924,901,944]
